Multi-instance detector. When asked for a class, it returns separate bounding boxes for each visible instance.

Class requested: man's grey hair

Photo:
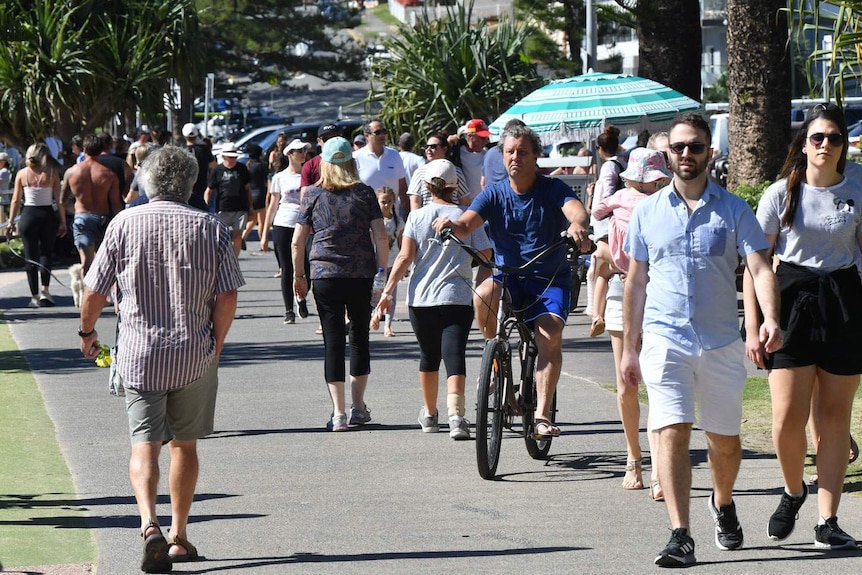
[501,124,543,156]
[139,146,198,201]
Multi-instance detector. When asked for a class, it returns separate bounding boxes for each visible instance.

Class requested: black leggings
[17,205,58,295]
[408,305,473,375]
[313,277,373,383]
[272,225,295,311]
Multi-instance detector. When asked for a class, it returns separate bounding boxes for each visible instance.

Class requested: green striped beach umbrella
[490,72,702,145]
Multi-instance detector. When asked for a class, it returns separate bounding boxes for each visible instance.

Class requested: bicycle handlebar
[438,227,578,276]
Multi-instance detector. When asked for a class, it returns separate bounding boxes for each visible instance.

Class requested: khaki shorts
[124,363,219,444]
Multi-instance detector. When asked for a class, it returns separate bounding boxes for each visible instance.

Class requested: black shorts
[767,262,862,375]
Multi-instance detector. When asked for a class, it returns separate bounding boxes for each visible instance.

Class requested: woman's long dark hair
[779,103,849,228]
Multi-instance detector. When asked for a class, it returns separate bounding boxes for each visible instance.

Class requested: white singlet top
[24,185,54,206]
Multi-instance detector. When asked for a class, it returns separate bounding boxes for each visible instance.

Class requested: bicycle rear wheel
[523,346,557,460]
[476,339,507,480]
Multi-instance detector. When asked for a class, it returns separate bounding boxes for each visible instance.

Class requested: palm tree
[727,0,791,188]
[0,0,204,149]
[364,2,543,137]
[786,0,862,103]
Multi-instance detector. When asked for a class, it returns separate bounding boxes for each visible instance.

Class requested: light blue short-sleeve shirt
[625,180,768,350]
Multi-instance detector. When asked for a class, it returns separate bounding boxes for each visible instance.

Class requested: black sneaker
[708,493,744,550]
[283,310,296,324]
[767,486,807,541]
[297,299,309,319]
[814,517,858,550]
[655,527,696,568]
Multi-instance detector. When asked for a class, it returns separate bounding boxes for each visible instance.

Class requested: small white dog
[68,263,84,307]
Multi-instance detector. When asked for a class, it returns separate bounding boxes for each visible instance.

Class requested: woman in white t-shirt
[744,103,862,548]
[263,139,310,324]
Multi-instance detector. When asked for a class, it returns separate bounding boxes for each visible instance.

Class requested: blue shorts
[496,274,571,327]
[72,213,107,250]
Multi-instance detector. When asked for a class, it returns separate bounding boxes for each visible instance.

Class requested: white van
[709,113,729,156]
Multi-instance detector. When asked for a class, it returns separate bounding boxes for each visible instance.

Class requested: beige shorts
[124,363,219,444]
[605,274,624,333]
[640,333,746,436]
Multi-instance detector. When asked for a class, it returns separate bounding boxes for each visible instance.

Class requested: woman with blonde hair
[5,143,66,307]
[291,137,389,432]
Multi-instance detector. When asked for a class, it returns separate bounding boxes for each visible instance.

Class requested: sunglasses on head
[808,132,843,146]
[668,142,708,155]
[369,129,388,136]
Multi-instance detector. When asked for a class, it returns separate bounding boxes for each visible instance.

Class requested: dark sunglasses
[424,143,442,150]
[668,142,708,155]
[808,132,843,146]
[369,129,388,136]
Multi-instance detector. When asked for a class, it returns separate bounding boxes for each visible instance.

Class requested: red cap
[465,119,490,138]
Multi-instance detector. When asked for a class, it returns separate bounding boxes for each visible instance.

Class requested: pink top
[592,187,651,274]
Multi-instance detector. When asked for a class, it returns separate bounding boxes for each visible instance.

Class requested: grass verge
[0,315,97,569]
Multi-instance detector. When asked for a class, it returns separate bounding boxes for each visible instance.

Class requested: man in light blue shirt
[621,114,782,568]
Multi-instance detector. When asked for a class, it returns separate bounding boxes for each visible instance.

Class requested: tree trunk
[727,0,791,190]
[637,0,701,101]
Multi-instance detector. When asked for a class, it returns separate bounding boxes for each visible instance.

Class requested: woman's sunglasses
[808,132,843,147]
[424,143,442,150]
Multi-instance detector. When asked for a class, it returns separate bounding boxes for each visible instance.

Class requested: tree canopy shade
[786,0,862,102]
[364,2,543,139]
[0,0,204,149]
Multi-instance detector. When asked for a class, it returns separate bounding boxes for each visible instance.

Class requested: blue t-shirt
[469,174,576,281]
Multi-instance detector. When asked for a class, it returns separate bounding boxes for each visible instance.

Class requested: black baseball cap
[318,124,340,141]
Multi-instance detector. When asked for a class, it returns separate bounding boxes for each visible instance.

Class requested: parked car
[232,120,365,165]
[849,120,862,157]
[212,124,290,163]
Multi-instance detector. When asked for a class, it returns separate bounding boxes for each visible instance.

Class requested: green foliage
[514,0,584,77]
[785,0,862,102]
[732,181,771,211]
[0,0,204,146]
[365,2,543,138]
[703,71,728,103]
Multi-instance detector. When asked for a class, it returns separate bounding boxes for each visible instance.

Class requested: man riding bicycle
[432,124,591,438]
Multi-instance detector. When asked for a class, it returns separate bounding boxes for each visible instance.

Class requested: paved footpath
[2,254,861,574]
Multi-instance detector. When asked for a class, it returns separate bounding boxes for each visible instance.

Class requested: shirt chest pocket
[696,226,727,256]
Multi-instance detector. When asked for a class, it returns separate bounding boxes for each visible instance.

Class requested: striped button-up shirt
[85,199,245,391]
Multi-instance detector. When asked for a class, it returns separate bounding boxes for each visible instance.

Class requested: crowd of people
[2,105,861,572]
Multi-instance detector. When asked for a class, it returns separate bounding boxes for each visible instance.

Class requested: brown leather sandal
[140,519,171,573]
[167,532,200,563]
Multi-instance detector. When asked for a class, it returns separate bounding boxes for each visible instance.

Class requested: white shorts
[605,274,624,333]
[640,332,746,436]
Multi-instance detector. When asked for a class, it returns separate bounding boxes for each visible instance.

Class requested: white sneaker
[449,416,471,440]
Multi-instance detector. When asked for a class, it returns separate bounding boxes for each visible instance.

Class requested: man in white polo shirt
[353,118,408,218]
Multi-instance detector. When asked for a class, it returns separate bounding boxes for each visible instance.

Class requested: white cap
[221,142,240,158]
[284,138,311,155]
[182,123,199,138]
[424,159,457,187]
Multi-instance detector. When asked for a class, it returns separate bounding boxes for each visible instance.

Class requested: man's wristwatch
[77,327,96,338]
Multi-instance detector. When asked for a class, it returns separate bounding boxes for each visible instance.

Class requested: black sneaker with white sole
[814,517,858,550]
[767,486,807,540]
[655,528,696,568]
[708,493,743,550]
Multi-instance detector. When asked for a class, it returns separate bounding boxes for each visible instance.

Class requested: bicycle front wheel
[523,346,557,460]
[476,339,507,480]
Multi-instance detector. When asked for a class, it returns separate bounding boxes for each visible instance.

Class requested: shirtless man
[63,134,123,272]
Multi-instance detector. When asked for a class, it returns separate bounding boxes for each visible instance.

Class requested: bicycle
[439,227,580,480]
